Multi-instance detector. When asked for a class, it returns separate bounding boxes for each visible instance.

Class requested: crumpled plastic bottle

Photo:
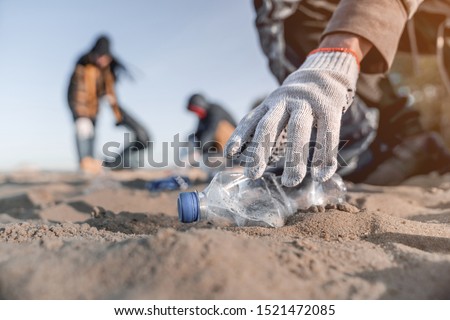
[281,174,347,211]
[177,171,346,228]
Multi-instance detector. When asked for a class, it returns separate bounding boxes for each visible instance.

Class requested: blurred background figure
[67,35,150,174]
[185,93,237,174]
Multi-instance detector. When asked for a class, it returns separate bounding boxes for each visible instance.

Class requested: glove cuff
[309,48,360,67]
[303,48,360,75]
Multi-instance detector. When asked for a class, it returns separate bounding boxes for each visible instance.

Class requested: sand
[0,168,449,299]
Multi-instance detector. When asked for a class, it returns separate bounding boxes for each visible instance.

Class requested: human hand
[225,49,359,186]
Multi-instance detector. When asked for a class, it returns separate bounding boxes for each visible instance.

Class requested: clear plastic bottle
[282,174,346,210]
[177,171,346,228]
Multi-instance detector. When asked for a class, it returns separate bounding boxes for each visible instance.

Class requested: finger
[281,104,314,187]
[268,127,288,165]
[244,101,289,179]
[310,111,342,182]
[224,104,267,157]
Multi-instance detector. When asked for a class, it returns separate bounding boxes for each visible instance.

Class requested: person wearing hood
[186,93,237,156]
[67,35,150,173]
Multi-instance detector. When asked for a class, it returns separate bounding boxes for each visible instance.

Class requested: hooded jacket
[187,94,237,152]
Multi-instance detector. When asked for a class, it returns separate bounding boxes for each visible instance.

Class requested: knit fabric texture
[225,51,359,186]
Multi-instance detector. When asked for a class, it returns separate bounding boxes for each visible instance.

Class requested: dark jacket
[188,94,237,152]
[194,103,236,144]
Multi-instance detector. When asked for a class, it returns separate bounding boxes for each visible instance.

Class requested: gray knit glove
[225,50,359,186]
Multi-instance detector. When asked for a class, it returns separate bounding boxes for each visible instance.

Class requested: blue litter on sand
[145,176,192,192]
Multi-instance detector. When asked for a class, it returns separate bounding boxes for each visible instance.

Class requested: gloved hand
[75,117,95,140]
[225,49,359,186]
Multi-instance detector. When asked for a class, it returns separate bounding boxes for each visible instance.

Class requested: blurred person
[185,93,237,173]
[225,0,450,186]
[67,35,150,174]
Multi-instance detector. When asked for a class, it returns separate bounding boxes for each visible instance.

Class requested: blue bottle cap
[177,192,200,223]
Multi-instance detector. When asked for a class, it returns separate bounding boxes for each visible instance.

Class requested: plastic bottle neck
[197,191,208,219]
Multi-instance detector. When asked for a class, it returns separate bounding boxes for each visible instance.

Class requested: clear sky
[0,0,277,171]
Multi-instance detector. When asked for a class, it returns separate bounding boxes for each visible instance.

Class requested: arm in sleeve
[322,0,425,73]
[198,119,218,148]
[67,65,89,118]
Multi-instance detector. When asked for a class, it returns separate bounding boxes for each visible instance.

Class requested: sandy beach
[0,168,449,299]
